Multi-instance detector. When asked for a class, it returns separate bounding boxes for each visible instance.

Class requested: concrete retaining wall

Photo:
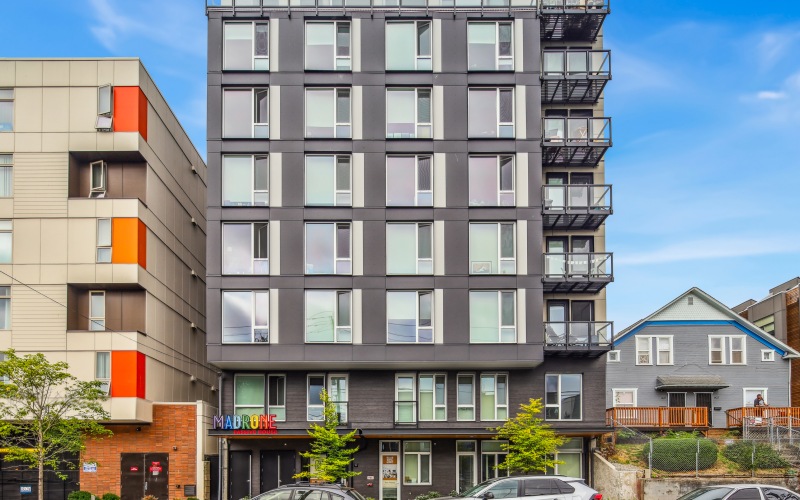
[593,453,642,500]
[643,477,800,499]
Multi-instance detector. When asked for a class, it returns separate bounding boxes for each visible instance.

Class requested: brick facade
[787,288,800,407]
[80,404,198,499]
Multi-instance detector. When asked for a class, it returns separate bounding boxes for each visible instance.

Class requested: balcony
[542,117,611,166]
[606,407,709,429]
[543,321,612,357]
[207,0,538,11]
[543,252,613,293]
[726,407,800,428]
[539,0,609,41]
[542,50,610,104]
[542,184,611,230]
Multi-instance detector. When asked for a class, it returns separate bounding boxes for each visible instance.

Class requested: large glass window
[386,88,432,139]
[468,22,513,71]
[480,374,508,421]
[0,286,9,330]
[387,291,433,343]
[306,88,351,138]
[222,290,270,343]
[306,22,351,71]
[307,375,326,421]
[0,155,13,197]
[457,374,475,421]
[456,441,478,494]
[468,88,514,138]
[95,219,110,263]
[306,155,351,206]
[0,89,12,132]
[223,223,269,274]
[224,22,269,71]
[223,88,268,138]
[222,155,269,207]
[329,374,349,423]
[386,21,431,71]
[469,223,515,274]
[480,441,509,481]
[709,335,746,365]
[419,374,445,421]
[89,160,107,198]
[470,291,516,343]
[386,223,432,275]
[545,374,582,421]
[235,374,265,416]
[89,291,105,331]
[305,290,352,343]
[395,374,416,423]
[0,220,11,263]
[95,352,110,395]
[268,374,286,421]
[468,156,514,207]
[305,223,351,275]
[403,441,431,485]
[386,156,432,206]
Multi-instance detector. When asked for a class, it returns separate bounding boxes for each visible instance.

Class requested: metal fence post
[695,439,700,478]
[752,441,756,477]
[648,437,652,471]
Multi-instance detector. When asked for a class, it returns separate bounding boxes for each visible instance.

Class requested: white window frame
[743,388,769,407]
[386,223,433,275]
[385,155,433,207]
[469,291,517,343]
[222,154,269,207]
[89,160,107,198]
[709,335,747,365]
[234,373,266,415]
[0,154,12,197]
[762,349,775,362]
[305,154,352,206]
[612,388,637,407]
[222,222,269,275]
[468,155,515,207]
[328,373,349,423]
[607,350,620,362]
[729,335,746,365]
[95,351,111,395]
[96,218,112,263]
[402,441,432,486]
[305,88,352,138]
[223,22,269,71]
[0,286,9,331]
[221,290,270,343]
[709,335,724,364]
[468,87,515,138]
[307,373,326,421]
[304,222,352,275]
[545,373,583,422]
[267,374,286,421]
[480,373,509,422]
[635,336,652,365]
[469,222,516,275]
[222,88,269,139]
[304,290,352,343]
[385,20,432,71]
[455,441,478,494]
[457,373,476,421]
[0,220,11,264]
[395,373,417,423]
[0,89,14,132]
[655,336,673,365]
[89,290,106,331]
[386,88,432,139]
[418,373,446,421]
[305,21,351,71]
[386,290,434,343]
[467,22,514,71]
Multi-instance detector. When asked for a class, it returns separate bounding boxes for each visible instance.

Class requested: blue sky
[5,0,800,329]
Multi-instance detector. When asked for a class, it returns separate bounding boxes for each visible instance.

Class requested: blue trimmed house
[606,288,800,429]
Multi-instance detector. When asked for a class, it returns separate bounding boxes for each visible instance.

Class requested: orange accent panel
[137,219,147,269]
[112,86,148,141]
[111,218,140,265]
[110,351,146,399]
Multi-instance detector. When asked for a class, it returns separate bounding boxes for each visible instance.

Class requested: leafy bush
[640,438,717,471]
[414,492,442,500]
[722,441,790,471]
[102,494,120,500]
[68,492,96,500]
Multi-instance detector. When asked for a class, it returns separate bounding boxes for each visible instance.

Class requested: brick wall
[787,288,800,407]
[80,404,198,499]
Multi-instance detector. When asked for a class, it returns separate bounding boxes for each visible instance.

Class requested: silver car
[446,476,601,500]
[677,485,800,500]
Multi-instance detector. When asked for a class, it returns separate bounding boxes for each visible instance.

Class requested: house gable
[650,292,729,321]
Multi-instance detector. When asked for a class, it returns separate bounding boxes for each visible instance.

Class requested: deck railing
[726,407,800,428]
[606,407,708,428]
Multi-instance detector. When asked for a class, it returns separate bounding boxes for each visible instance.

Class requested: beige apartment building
[0,58,217,500]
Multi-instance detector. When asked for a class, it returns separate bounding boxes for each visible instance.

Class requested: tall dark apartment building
[205,1,613,498]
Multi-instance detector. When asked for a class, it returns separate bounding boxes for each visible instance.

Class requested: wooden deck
[726,407,800,428]
[606,407,708,428]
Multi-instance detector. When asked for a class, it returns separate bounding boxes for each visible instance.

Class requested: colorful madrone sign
[212,414,278,435]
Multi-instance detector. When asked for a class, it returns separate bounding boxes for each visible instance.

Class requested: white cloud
[617,236,800,266]
[756,31,800,71]
[756,90,787,100]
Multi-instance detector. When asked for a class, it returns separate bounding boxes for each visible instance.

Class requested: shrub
[143,495,158,500]
[103,494,120,500]
[68,492,96,500]
[414,492,442,500]
[640,438,717,472]
[722,441,790,471]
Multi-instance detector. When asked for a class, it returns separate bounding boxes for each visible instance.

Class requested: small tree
[491,398,566,474]
[0,350,112,500]
[295,389,361,483]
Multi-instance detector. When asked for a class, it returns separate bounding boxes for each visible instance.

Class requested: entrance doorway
[668,393,687,426]
[696,393,713,426]
[379,441,400,500]
[228,451,251,500]
[120,453,169,500]
[260,451,297,492]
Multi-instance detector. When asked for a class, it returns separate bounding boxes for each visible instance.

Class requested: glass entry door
[456,441,477,494]
[380,441,400,500]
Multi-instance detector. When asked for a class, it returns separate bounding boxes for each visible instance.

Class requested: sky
[4,0,800,330]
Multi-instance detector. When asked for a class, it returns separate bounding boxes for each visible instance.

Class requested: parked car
[249,482,367,500]
[677,485,800,500]
[446,476,601,500]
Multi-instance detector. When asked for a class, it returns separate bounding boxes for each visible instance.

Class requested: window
[418,374,445,421]
[386,156,432,206]
[481,443,509,481]
[387,291,433,343]
[305,290,352,343]
[545,374,582,421]
[0,353,9,383]
[403,441,431,485]
[762,350,775,362]
[95,219,111,263]
[307,375,326,421]
[0,286,9,330]
[0,220,11,263]
[656,336,673,365]
[386,88,432,139]
[224,22,269,71]
[612,388,637,407]
[386,21,432,71]
[754,315,775,335]
[709,335,746,365]
[635,336,672,365]
[468,22,513,71]
[468,88,514,138]
[306,22,351,71]
[235,374,265,416]
[468,156,514,207]
[268,374,286,421]
[306,88,351,138]
[386,223,432,274]
[329,374,349,423]
[636,336,651,365]
[95,85,112,130]
[395,374,416,423]
[0,89,13,132]
[89,160,107,198]
[222,290,269,343]
[306,155,351,206]
[470,291,516,343]
[607,350,620,362]
[744,388,768,407]
[456,441,478,494]
[305,223,351,274]
[95,352,110,395]
[457,374,475,421]
[222,223,269,274]
[0,155,12,197]
[222,155,269,206]
[223,88,268,138]
[480,373,508,421]
[89,291,105,331]
[469,223,515,274]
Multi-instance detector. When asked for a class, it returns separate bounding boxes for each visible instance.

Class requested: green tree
[0,350,112,500]
[294,389,361,483]
[491,398,566,474]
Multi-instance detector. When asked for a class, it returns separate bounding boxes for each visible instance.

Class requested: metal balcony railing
[543,252,613,293]
[541,50,610,103]
[542,185,612,229]
[544,321,613,356]
[539,0,609,41]
[542,117,611,166]
[208,0,537,10]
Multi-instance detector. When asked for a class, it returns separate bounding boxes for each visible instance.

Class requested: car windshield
[677,487,734,500]
[459,480,496,498]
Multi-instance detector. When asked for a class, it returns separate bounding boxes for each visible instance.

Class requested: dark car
[677,485,800,500]
[249,483,366,500]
